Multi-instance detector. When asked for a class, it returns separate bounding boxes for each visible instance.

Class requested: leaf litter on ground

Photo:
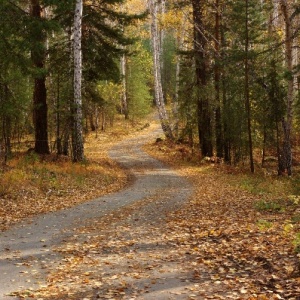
[3,125,300,299]
[0,117,145,231]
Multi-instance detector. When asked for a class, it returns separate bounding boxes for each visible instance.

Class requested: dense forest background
[1,0,300,175]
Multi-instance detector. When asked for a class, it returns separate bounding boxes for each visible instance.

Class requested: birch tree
[120,4,129,119]
[148,0,173,139]
[72,0,84,162]
[120,54,129,119]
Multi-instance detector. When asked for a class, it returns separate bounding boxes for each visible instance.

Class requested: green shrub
[291,214,300,224]
[257,219,273,230]
[254,200,284,212]
[293,233,300,253]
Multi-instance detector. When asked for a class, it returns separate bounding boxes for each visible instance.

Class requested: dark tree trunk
[245,0,254,173]
[192,0,213,157]
[56,76,62,155]
[30,0,49,154]
[223,85,231,163]
[62,133,69,156]
[2,118,11,163]
[33,78,49,154]
[278,0,293,176]
[220,6,231,163]
[3,84,12,161]
[262,124,267,167]
[215,0,223,158]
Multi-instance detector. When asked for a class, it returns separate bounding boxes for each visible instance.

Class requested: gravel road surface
[0,124,192,299]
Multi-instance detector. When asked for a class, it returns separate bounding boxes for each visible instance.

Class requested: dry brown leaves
[5,131,300,299]
[145,140,300,299]
[0,119,145,231]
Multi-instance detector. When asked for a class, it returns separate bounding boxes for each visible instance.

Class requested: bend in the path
[0,124,192,299]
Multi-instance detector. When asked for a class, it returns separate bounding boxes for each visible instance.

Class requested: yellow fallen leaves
[0,139,129,232]
[145,140,300,299]
[6,125,300,299]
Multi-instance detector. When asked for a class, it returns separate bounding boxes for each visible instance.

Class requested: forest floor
[0,117,300,299]
[0,119,139,232]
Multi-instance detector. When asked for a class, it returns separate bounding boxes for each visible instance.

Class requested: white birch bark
[119,3,128,119]
[148,0,173,139]
[120,53,128,118]
[160,0,166,74]
[72,0,84,161]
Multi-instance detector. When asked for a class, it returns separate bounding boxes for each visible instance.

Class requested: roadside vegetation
[144,138,300,299]
[3,118,300,299]
[0,116,148,231]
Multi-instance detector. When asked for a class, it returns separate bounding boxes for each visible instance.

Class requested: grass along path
[0,121,193,299]
[0,118,147,231]
[1,120,300,299]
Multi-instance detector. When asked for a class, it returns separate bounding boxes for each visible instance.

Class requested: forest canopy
[0,0,300,175]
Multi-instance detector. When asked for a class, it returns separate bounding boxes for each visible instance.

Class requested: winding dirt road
[0,124,192,299]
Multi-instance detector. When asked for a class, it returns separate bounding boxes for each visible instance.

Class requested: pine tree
[191,0,213,157]
[29,0,50,154]
[225,0,266,170]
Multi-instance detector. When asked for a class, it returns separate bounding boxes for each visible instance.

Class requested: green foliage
[239,178,266,195]
[97,81,122,120]
[177,54,198,141]
[288,195,300,206]
[256,219,273,230]
[291,176,300,196]
[23,152,40,167]
[162,33,177,102]
[226,0,267,45]
[81,1,144,83]
[293,233,300,253]
[254,200,284,213]
[291,214,300,224]
[127,43,152,120]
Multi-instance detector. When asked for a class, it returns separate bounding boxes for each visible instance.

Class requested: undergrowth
[145,139,300,255]
[0,115,155,231]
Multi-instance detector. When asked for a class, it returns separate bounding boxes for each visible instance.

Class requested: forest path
[0,123,193,299]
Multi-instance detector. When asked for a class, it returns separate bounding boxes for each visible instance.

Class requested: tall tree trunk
[160,0,166,92]
[101,109,106,131]
[192,0,213,157]
[245,0,254,173]
[95,106,99,138]
[215,0,223,158]
[120,53,129,119]
[221,3,231,163]
[56,75,62,155]
[173,50,180,139]
[30,0,49,154]
[3,84,11,161]
[119,4,129,120]
[148,0,173,139]
[72,0,84,162]
[174,15,187,139]
[278,0,293,175]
